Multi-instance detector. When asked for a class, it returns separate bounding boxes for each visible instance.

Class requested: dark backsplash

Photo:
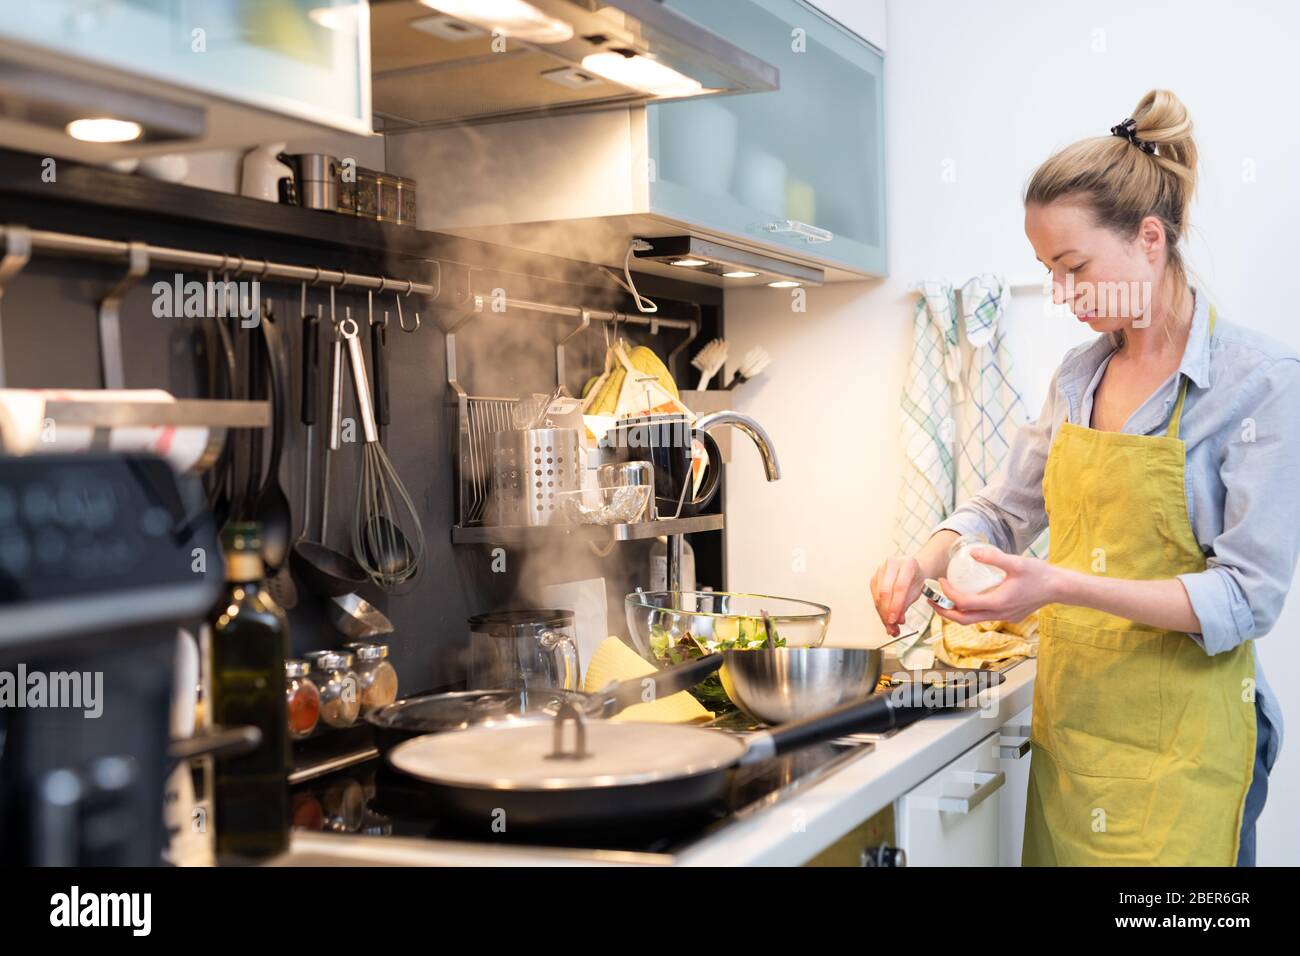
[0,160,724,692]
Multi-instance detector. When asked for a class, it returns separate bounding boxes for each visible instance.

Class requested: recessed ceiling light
[65,118,143,143]
[671,258,709,268]
[419,0,573,43]
[767,280,800,288]
[581,51,703,97]
[722,270,759,278]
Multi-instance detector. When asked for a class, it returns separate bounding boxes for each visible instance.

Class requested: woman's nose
[1050,272,1067,305]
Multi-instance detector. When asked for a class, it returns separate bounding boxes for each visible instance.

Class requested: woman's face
[1024,200,1165,332]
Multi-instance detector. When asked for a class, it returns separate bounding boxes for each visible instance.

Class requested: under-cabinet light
[65,118,143,143]
[419,0,574,43]
[580,51,703,97]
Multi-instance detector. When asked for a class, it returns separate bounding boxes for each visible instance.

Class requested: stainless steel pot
[719,647,882,724]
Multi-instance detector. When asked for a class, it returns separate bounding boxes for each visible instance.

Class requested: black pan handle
[741,680,985,765]
[301,313,320,426]
[596,653,722,718]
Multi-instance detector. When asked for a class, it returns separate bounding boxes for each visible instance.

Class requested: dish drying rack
[445,302,724,545]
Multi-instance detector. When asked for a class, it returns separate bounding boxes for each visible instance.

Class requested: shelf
[451,513,724,546]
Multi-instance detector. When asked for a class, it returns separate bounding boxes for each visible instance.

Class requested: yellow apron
[1023,306,1257,866]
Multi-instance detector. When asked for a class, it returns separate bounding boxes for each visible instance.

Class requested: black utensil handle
[371,319,389,436]
[243,320,266,517]
[601,653,722,716]
[259,308,289,494]
[743,687,965,765]
[301,314,320,426]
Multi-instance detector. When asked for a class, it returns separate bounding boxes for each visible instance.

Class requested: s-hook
[396,279,420,332]
[0,225,32,388]
[99,241,149,389]
[556,308,591,393]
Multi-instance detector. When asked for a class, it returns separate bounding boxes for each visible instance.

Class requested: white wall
[723,0,1300,864]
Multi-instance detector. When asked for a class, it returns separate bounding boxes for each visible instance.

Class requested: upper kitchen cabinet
[649,0,886,276]
[805,0,887,51]
[0,0,372,161]
[386,0,886,284]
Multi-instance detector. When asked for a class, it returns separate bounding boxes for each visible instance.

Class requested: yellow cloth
[1024,307,1256,866]
[933,613,1038,670]
[582,637,714,724]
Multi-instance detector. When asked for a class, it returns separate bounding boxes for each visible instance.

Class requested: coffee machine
[0,454,223,865]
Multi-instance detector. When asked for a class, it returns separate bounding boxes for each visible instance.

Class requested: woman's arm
[933,549,1203,632]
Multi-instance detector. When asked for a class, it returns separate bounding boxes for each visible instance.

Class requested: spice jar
[285,659,321,740]
[355,167,379,220]
[343,641,399,713]
[946,535,1007,594]
[304,650,360,728]
[376,173,401,223]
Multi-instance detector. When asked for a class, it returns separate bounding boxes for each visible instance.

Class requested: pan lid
[388,721,747,791]
[369,688,596,733]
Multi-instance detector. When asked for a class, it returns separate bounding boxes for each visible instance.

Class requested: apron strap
[1166,303,1218,438]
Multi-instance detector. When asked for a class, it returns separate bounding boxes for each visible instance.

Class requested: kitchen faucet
[694,410,781,481]
[666,410,780,593]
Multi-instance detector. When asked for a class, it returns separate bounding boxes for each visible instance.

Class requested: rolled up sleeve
[933,369,1056,555]
[1179,357,1300,654]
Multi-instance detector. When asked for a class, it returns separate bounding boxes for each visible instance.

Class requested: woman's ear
[1138,215,1167,262]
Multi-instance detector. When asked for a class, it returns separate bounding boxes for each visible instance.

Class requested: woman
[871,90,1299,867]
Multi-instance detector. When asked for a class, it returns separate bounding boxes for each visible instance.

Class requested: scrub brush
[691,338,728,389]
[725,346,771,388]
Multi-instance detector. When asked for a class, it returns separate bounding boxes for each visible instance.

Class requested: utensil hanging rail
[463,292,695,332]
[0,224,439,297]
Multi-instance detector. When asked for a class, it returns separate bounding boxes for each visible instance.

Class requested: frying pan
[368,653,724,755]
[386,678,981,831]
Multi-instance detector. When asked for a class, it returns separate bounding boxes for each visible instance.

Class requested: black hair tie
[1110,117,1157,154]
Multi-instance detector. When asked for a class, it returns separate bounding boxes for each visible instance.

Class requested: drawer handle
[913,770,1006,814]
[998,725,1032,760]
[764,219,833,243]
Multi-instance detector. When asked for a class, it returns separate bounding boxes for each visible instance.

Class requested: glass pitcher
[466,610,580,691]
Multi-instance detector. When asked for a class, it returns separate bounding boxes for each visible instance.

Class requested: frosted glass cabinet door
[650,0,885,275]
[0,0,371,135]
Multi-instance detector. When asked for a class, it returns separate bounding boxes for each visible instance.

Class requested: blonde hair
[1025,89,1198,326]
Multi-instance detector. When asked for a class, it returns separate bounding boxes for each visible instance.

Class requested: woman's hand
[932,547,1063,625]
[871,555,926,636]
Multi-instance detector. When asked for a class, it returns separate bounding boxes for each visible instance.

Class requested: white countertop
[677,660,1036,865]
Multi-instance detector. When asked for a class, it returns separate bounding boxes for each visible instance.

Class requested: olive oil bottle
[210,523,290,860]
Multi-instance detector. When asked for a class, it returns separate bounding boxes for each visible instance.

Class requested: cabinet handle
[912,770,1005,814]
[998,725,1032,760]
[764,219,833,243]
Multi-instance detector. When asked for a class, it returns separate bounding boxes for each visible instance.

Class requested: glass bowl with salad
[624,590,832,712]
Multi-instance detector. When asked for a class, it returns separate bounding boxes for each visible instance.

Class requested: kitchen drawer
[998,706,1033,867]
[895,733,1004,866]
[650,0,886,276]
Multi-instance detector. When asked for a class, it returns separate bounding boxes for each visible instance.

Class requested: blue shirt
[936,288,1300,767]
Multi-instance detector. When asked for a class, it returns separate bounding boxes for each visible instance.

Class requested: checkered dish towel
[959,273,1048,558]
[894,281,961,641]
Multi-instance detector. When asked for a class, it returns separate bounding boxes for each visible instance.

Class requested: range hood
[371,0,778,131]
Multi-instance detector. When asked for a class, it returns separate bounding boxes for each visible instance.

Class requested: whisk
[340,316,425,589]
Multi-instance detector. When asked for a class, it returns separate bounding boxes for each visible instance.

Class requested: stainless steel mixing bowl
[719,646,883,724]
